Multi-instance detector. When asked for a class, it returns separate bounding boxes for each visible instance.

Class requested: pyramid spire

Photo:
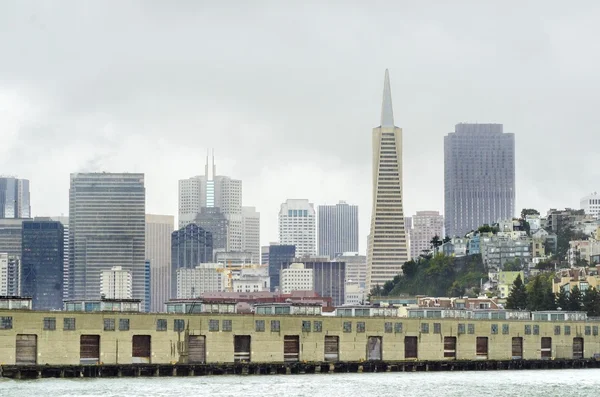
[380,69,394,127]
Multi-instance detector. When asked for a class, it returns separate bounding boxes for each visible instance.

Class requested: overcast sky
[2,2,600,252]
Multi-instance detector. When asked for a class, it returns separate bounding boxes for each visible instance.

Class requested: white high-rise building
[279,199,316,257]
[318,201,359,259]
[0,253,20,296]
[241,206,260,262]
[409,211,444,259]
[366,70,409,290]
[280,263,313,294]
[100,266,132,300]
[176,263,224,298]
[581,193,600,218]
[145,214,174,312]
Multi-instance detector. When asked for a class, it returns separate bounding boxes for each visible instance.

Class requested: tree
[527,274,555,311]
[582,287,600,316]
[443,236,451,244]
[430,235,443,249]
[556,289,569,310]
[506,274,528,310]
[567,285,583,311]
[520,208,540,220]
[503,259,522,271]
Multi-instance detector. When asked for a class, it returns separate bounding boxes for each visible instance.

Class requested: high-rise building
[69,173,146,301]
[21,218,64,310]
[51,216,69,301]
[278,199,316,257]
[280,263,313,294]
[241,206,260,262]
[444,123,515,238]
[261,245,270,265]
[176,263,224,298]
[334,253,367,286]
[0,177,30,219]
[366,70,409,290]
[268,244,295,291]
[100,266,132,299]
[194,207,228,252]
[0,253,20,296]
[145,214,174,312]
[581,193,600,218]
[318,201,359,259]
[282,258,346,307]
[171,224,213,298]
[409,211,445,259]
[0,219,24,258]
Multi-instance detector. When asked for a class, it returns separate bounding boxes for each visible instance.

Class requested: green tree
[567,285,583,311]
[556,289,569,310]
[582,288,600,316]
[527,274,555,310]
[430,235,442,249]
[478,224,492,233]
[503,259,522,271]
[506,274,528,310]
[443,236,451,244]
[520,208,540,219]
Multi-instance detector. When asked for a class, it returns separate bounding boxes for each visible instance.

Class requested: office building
[145,214,174,312]
[69,173,146,301]
[241,206,260,262]
[409,211,444,259]
[51,216,70,301]
[318,201,358,259]
[0,253,20,296]
[268,244,295,291]
[176,263,224,298]
[261,245,270,265]
[0,177,30,219]
[366,70,409,290]
[581,193,600,218]
[334,252,367,287]
[283,259,346,307]
[100,266,132,300]
[278,199,316,257]
[444,123,515,238]
[171,224,213,298]
[20,218,64,310]
[280,263,313,294]
[144,260,151,312]
[194,207,228,252]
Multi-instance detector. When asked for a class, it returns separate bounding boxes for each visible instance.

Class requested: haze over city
[2,2,600,250]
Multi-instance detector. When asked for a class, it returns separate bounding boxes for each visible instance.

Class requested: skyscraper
[69,173,146,301]
[145,214,174,312]
[51,216,70,301]
[318,201,359,259]
[0,177,30,219]
[408,211,444,259]
[268,244,295,291]
[278,199,316,258]
[444,123,515,238]
[366,70,409,290]
[171,223,213,298]
[21,218,64,310]
[241,206,260,262]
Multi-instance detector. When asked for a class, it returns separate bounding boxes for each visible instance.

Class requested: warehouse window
[0,316,13,330]
[208,319,219,332]
[564,325,571,336]
[271,320,280,332]
[222,320,232,332]
[468,324,475,334]
[174,319,185,332]
[491,324,498,335]
[63,318,76,331]
[525,325,531,335]
[458,323,465,334]
[104,318,115,331]
[119,319,130,331]
[313,321,322,332]
[502,324,509,335]
[533,325,539,335]
[343,321,352,333]
[255,320,265,332]
[384,322,393,333]
[357,322,366,333]
[156,319,167,331]
[395,322,403,333]
[554,325,560,336]
[433,323,441,334]
[302,321,311,332]
[43,317,56,331]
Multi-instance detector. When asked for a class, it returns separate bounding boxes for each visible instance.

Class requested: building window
[43,317,56,331]
[302,321,311,332]
[458,323,465,335]
[0,316,13,330]
[208,319,219,332]
[119,319,130,331]
[525,325,531,335]
[502,324,509,335]
[256,320,265,332]
[594,326,599,336]
[421,323,429,334]
[63,318,76,331]
[385,322,393,333]
[174,319,185,332]
[156,319,167,331]
[271,320,280,332]
[433,323,441,334]
[343,321,352,333]
[222,320,232,332]
[468,324,475,334]
[533,325,540,335]
[585,326,591,335]
[490,324,498,335]
[394,322,403,333]
[357,322,366,333]
[554,325,560,336]
[313,321,322,332]
[564,325,571,335]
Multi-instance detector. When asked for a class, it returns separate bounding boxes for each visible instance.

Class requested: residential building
[545,208,587,233]
[444,123,515,238]
[100,266,132,300]
[278,199,316,257]
[552,267,600,294]
[176,263,224,298]
[525,215,542,234]
[283,258,346,307]
[171,224,213,298]
[318,201,358,259]
[497,271,524,299]
[20,218,64,310]
[581,192,600,218]
[481,233,532,270]
[366,70,409,290]
[0,253,20,296]
[241,206,260,261]
[408,211,444,260]
[333,252,366,287]
[569,240,600,266]
[69,173,146,301]
[145,214,174,312]
[531,229,558,255]
[268,244,295,291]
[280,263,314,294]
[194,207,228,252]
[0,177,30,218]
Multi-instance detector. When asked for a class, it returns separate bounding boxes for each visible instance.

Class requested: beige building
[100,266,132,300]
[280,263,313,294]
[241,206,260,262]
[145,214,174,312]
[497,271,524,299]
[366,70,409,290]
[552,267,600,294]
[408,211,444,260]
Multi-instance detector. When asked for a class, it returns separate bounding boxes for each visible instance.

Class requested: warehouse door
[15,334,37,365]
[132,335,151,364]
[404,336,418,359]
[284,335,300,362]
[476,337,488,359]
[234,335,251,362]
[188,335,206,364]
[444,337,457,359]
[367,337,382,361]
[324,336,339,362]
[541,337,552,360]
[80,335,100,365]
[512,337,523,360]
[573,337,584,359]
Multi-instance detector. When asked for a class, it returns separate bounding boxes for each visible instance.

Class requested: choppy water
[0,369,598,397]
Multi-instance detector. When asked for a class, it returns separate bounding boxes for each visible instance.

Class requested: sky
[2,1,600,253]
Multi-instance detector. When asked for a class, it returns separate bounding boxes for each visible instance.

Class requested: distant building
[409,211,444,260]
[232,266,270,293]
[50,216,70,302]
[581,193,600,218]
[260,245,270,265]
[194,207,228,252]
[268,244,295,291]
[497,271,524,299]
[284,258,346,307]
[0,219,25,258]
[100,266,132,300]
[0,177,30,219]
[280,263,314,294]
[145,214,174,312]
[333,252,366,287]
[241,206,260,262]
[0,253,20,296]
[344,282,366,305]
[171,224,213,298]
[278,199,316,257]
[214,250,254,266]
[176,263,224,298]
[317,201,358,259]
[444,123,515,238]
[20,218,64,310]
[144,260,151,313]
